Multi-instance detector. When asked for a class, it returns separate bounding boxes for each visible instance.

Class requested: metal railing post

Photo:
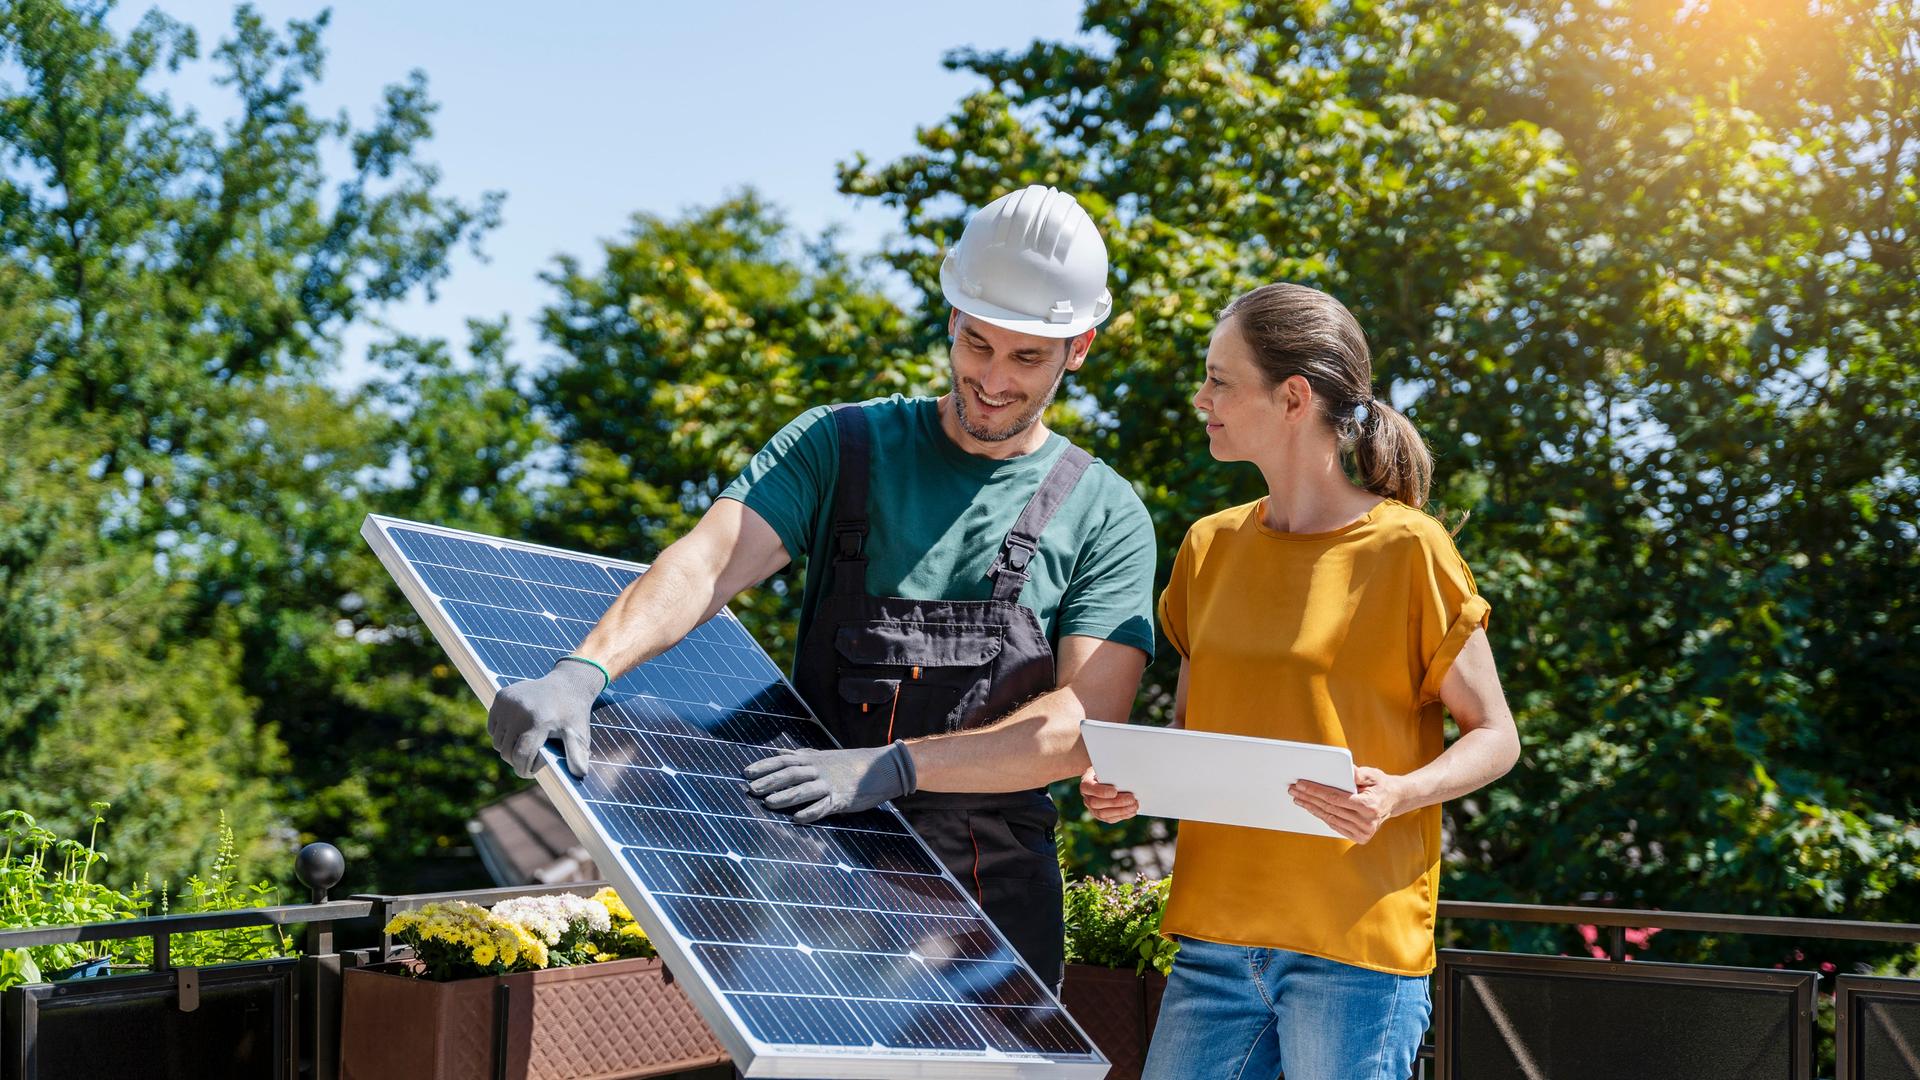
[351,895,400,963]
[295,842,346,1080]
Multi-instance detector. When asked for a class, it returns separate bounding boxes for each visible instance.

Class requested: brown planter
[1060,962,1169,1080]
[339,957,729,1080]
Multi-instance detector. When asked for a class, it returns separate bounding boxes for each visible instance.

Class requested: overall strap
[988,445,1095,604]
[828,404,872,598]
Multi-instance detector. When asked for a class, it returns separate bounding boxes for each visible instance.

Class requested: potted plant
[339,887,729,1080]
[1060,875,1179,1080]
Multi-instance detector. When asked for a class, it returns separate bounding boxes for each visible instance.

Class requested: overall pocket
[834,621,1006,740]
[836,676,901,747]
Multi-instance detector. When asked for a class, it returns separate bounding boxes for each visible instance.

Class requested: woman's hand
[1289,766,1406,843]
[1081,766,1140,824]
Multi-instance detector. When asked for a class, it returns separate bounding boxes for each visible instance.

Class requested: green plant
[1,805,290,989]
[121,813,288,969]
[1063,875,1179,976]
[0,803,147,988]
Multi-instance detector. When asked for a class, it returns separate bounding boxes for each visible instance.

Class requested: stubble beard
[950,362,1067,444]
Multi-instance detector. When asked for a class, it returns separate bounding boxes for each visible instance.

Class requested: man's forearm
[570,501,793,680]
[573,544,725,677]
[904,686,1093,793]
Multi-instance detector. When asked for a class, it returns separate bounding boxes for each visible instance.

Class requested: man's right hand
[488,659,606,779]
[1080,766,1140,824]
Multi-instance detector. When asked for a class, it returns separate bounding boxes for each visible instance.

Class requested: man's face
[946,311,1091,443]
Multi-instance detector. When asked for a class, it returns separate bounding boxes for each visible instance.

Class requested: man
[487,185,1155,986]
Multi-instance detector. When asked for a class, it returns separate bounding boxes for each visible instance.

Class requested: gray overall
[792,404,1092,987]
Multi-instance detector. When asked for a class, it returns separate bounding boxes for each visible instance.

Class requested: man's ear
[1065,328,1097,372]
[948,308,962,341]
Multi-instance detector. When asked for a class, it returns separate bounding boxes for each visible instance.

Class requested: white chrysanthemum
[492,893,611,945]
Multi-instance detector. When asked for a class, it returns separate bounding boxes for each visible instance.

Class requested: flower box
[1060,961,1169,1080]
[339,956,728,1080]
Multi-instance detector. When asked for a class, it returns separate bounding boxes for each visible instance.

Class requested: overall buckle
[834,523,867,559]
[997,535,1039,576]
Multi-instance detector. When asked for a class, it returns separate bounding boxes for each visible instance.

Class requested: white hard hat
[940,185,1113,339]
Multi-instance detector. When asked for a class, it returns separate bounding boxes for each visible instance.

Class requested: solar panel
[361,515,1109,1079]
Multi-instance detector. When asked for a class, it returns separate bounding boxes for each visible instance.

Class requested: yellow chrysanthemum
[385,899,556,980]
[591,887,633,923]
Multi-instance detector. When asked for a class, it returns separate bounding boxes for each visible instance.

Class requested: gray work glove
[742,742,918,825]
[488,659,605,779]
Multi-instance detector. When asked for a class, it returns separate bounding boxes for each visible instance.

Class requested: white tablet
[1079,719,1358,838]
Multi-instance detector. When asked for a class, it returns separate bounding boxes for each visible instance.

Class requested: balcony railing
[3,844,1917,1080]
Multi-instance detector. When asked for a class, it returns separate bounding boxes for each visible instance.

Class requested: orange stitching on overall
[968,821,985,904]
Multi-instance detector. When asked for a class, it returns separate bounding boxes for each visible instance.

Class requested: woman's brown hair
[1219,283,1432,509]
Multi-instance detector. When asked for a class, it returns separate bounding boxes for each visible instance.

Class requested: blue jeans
[1142,937,1431,1080]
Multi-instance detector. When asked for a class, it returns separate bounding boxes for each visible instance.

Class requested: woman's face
[1192,316,1282,463]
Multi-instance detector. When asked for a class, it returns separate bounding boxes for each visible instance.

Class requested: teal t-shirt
[718,395,1156,667]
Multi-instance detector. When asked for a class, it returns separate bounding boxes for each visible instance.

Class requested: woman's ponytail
[1346,399,1432,509]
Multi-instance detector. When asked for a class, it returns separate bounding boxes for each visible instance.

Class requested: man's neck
[935,393,1052,461]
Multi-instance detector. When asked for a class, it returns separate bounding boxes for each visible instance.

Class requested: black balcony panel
[3,958,295,1080]
[1435,950,1816,1080]
[1837,975,1920,1080]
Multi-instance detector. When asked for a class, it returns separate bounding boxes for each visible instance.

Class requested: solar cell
[363,515,1108,1078]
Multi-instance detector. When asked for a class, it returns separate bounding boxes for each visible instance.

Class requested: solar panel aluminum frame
[1434,949,1816,1080]
[361,515,1111,1080]
[1835,974,1920,1080]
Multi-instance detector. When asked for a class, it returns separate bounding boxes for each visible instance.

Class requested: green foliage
[0,804,284,990]
[0,375,86,785]
[0,375,276,879]
[0,805,147,989]
[1063,875,1179,975]
[531,192,931,658]
[843,0,1920,970]
[287,322,553,886]
[122,813,288,970]
[0,0,523,892]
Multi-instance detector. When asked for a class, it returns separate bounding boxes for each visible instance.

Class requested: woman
[1082,283,1520,1080]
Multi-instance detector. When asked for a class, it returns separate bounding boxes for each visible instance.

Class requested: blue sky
[129,1,1090,384]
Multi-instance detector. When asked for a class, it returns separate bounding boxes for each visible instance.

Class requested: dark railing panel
[3,958,296,1080]
[1434,950,1815,1080]
[1836,975,1920,1080]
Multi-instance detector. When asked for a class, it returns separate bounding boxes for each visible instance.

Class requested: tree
[0,0,516,889]
[532,191,932,661]
[304,321,553,884]
[0,367,281,887]
[841,0,1571,875]
[842,0,1920,965]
